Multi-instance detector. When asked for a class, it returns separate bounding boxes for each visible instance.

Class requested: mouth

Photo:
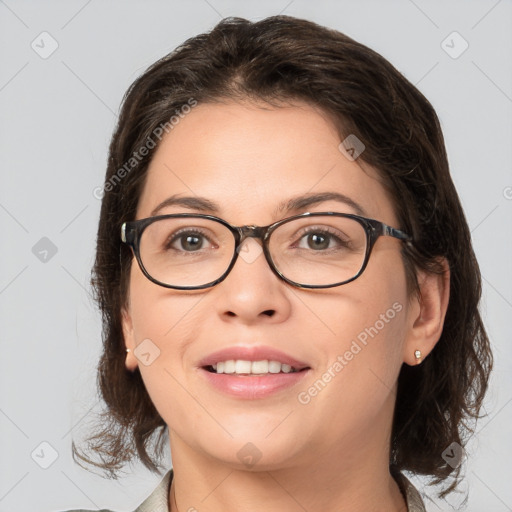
[197,346,311,398]
[200,362,311,399]
[203,360,310,375]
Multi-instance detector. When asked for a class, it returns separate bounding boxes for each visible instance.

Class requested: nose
[213,237,292,324]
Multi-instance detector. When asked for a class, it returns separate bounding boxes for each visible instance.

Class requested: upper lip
[198,346,310,370]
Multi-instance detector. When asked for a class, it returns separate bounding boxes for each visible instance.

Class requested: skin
[122,100,450,512]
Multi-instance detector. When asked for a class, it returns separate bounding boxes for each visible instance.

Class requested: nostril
[262,309,275,317]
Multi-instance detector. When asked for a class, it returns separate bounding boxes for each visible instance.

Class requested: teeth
[268,360,281,373]
[251,360,268,374]
[235,360,251,374]
[209,360,298,375]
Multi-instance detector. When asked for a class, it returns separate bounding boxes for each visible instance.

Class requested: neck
[167,433,407,512]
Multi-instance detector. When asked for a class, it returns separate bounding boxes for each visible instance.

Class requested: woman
[67,15,492,512]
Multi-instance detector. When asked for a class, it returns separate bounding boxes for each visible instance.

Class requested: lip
[197,346,311,400]
[199,367,311,400]
[197,346,310,370]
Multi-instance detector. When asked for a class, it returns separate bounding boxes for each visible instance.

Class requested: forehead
[137,101,397,225]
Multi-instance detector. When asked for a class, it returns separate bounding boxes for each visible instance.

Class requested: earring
[126,348,131,353]
[414,350,422,364]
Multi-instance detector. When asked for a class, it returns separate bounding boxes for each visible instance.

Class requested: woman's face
[122,100,416,471]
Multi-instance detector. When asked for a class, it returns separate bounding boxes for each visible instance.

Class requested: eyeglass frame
[120,211,412,290]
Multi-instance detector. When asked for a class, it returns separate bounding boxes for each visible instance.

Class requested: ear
[403,258,450,366]
[121,306,139,371]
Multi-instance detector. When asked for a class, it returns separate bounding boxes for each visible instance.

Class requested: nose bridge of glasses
[233,225,269,267]
[237,225,267,243]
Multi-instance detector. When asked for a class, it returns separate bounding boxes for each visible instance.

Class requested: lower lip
[200,368,310,399]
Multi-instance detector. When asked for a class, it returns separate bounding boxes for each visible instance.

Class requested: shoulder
[133,469,173,512]
[58,469,173,512]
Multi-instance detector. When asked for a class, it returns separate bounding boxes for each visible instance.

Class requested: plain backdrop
[0,1,511,511]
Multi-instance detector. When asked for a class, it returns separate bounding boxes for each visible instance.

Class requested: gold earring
[414,350,422,363]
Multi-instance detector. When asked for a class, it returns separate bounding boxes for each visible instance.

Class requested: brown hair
[74,15,492,497]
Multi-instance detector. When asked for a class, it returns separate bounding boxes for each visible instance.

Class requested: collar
[392,470,427,512]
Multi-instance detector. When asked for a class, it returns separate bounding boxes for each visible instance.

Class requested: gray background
[0,1,511,511]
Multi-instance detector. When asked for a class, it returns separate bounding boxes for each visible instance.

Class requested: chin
[199,432,307,471]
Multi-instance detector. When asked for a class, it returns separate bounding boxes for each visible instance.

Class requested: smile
[205,359,304,375]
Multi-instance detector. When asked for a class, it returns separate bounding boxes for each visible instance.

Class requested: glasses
[120,212,412,290]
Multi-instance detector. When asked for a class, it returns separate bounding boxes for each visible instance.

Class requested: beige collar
[393,470,427,512]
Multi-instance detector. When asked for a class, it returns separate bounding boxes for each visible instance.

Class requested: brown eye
[166,230,210,252]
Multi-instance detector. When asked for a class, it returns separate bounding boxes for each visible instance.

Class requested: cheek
[318,287,406,383]
[296,292,407,441]
[128,263,204,343]
[126,269,202,403]
[314,255,408,399]
[350,256,408,366]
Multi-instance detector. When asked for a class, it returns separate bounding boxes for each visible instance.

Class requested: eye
[296,227,350,251]
[166,229,212,252]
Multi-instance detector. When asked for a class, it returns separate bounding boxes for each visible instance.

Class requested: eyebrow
[279,192,367,217]
[150,192,367,218]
